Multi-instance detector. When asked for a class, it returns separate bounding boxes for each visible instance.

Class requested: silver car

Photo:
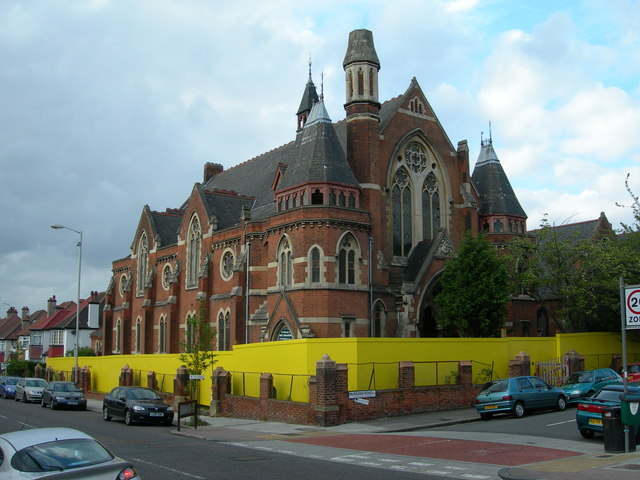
[0,427,142,479]
[14,377,47,403]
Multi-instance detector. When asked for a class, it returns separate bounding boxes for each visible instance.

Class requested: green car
[560,368,622,404]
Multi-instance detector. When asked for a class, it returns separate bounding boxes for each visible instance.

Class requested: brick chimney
[5,306,18,318]
[204,162,223,183]
[87,291,100,329]
[21,307,30,330]
[47,296,57,316]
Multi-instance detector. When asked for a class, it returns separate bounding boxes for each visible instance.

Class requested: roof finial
[320,71,324,101]
[308,55,312,81]
[488,121,493,144]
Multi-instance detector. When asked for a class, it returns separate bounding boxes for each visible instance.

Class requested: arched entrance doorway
[417,274,443,337]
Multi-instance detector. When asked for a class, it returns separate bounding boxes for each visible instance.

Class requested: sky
[1,0,640,314]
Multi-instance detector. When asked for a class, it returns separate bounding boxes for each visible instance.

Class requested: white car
[0,427,142,479]
[14,377,47,403]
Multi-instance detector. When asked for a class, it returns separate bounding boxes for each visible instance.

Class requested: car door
[530,376,555,408]
[514,377,537,407]
[15,379,25,399]
[112,388,127,418]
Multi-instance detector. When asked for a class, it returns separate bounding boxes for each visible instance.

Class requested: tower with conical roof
[471,135,527,238]
[343,29,381,186]
[296,60,320,132]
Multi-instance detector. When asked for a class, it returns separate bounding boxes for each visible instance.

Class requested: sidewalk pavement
[87,399,640,480]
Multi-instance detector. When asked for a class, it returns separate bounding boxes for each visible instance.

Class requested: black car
[41,381,87,410]
[102,386,174,426]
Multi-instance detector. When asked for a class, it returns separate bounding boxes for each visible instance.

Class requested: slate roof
[56,293,105,330]
[472,140,526,218]
[343,29,380,67]
[296,71,319,116]
[530,213,613,243]
[149,210,183,248]
[278,100,358,190]
[201,189,256,231]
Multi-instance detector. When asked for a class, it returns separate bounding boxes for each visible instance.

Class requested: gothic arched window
[392,167,412,256]
[422,172,441,240]
[310,247,321,283]
[114,319,121,353]
[135,318,142,353]
[136,232,148,294]
[278,237,293,287]
[187,215,201,288]
[158,317,166,354]
[338,233,359,285]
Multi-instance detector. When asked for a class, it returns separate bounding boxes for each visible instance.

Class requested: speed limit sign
[625,286,640,330]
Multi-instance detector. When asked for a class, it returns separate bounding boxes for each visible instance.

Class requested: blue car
[560,368,622,404]
[0,376,20,399]
[475,376,568,419]
[576,384,640,438]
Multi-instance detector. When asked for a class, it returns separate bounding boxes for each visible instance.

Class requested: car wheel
[23,393,28,403]
[580,428,595,439]
[14,394,19,402]
[41,399,47,408]
[124,409,134,426]
[513,401,526,418]
[556,396,567,411]
[103,406,112,421]
[50,400,56,410]
[480,412,493,420]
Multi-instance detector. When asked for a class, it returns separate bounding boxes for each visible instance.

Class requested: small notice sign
[189,374,205,380]
[354,398,370,405]
[348,390,376,399]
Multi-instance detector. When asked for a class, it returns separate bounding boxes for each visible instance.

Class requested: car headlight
[27,390,38,395]
[131,405,146,412]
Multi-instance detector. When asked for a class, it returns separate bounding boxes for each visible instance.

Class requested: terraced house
[103,29,532,355]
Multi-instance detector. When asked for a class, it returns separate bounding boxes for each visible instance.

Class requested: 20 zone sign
[625,286,640,330]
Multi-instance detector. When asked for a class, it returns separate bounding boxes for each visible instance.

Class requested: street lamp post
[51,225,82,383]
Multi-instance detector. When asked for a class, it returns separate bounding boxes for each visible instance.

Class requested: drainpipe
[245,241,250,344]
[369,235,373,336]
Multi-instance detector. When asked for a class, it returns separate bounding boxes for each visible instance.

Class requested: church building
[103,29,531,355]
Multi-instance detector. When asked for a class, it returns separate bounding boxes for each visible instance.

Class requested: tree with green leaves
[178,300,217,401]
[434,232,509,337]
[506,213,640,333]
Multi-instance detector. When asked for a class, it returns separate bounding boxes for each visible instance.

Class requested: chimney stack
[204,162,224,183]
[47,295,57,316]
[21,307,30,331]
[6,306,18,318]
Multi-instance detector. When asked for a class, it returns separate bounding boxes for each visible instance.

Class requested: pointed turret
[280,100,358,189]
[296,60,319,132]
[472,136,527,234]
[343,29,380,107]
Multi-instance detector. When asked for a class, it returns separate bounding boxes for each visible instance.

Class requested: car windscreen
[592,390,623,402]
[126,389,161,400]
[11,438,114,472]
[6,378,19,385]
[26,379,47,387]
[480,379,509,394]
[54,383,79,392]
[567,372,593,384]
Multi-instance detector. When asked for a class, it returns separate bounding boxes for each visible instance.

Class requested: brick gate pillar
[313,354,339,426]
[508,351,531,377]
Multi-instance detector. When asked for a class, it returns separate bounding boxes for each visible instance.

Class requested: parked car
[576,384,640,438]
[14,377,47,403]
[0,427,142,479]
[626,363,640,382]
[560,368,622,404]
[41,381,87,410]
[0,376,20,399]
[475,376,567,419]
[103,386,174,426]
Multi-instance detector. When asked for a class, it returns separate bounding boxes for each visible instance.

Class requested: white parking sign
[625,286,640,330]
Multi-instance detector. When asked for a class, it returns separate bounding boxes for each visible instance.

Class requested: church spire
[296,58,319,132]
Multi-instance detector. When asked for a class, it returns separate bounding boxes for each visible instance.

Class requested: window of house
[338,234,358,285]
[338,191,346,206]
[348,192,356,208]
[158,317,166,354]
[278,237,293,287]
[391,141,442,257]
[31,333,42,346]
[187,215,201,288]
[135,318,142,353]
[342,317,356,337]
[310,247,321,283]
[136,233,148,294]
[114,319,121,353]
[161,264,172,290]
[220,250,234,281]
[51,330,64,345]
[493,219,504,232]
[218,311,231,351]
[372,302,386,338]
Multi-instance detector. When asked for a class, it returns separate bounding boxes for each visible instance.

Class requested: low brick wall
[211,355,481,426]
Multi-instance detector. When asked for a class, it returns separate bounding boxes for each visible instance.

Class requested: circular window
[220,250,235,280]
[119,274,127,297]
[161,264,173,290]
